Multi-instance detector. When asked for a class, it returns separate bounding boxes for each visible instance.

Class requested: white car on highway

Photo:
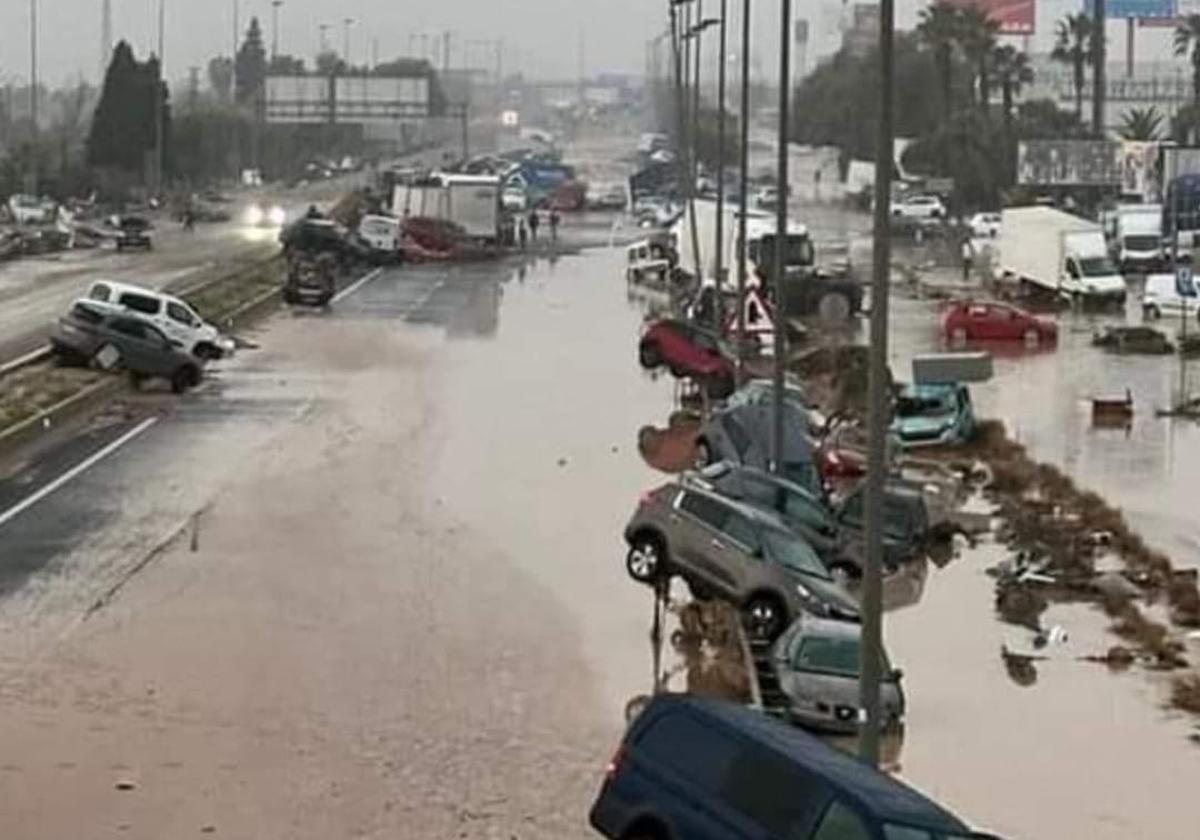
[85,280,234,360]
[968,212,1002,238]
[890,194,945,221]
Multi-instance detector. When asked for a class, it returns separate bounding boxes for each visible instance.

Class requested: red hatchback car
[942,300,1057,345]
[638,318,736,397]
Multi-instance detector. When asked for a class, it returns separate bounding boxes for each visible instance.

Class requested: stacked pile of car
[50,280,233,393]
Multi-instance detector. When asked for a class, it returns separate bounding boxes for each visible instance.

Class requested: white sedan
[890,194,945,220]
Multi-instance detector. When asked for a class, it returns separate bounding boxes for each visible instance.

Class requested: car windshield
[882,826,976,840]
[1079,255,1117,276]
[761,529,831,579]
[896,389,954,418]
[795,634,860,676]
[1124,235,1160,251]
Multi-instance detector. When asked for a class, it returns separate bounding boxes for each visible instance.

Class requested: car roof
[702,461,818,498]
[676,481,794,529]
[642,695,970,833]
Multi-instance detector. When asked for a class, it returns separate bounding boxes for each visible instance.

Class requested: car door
[106,317,160,370]
[164,300,200,349]
[675,491,741,595]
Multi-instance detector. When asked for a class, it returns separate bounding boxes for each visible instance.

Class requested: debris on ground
[1079,645,1137,671]
[1092,325,1174,355]
[637,416,701,473]
[1170,674,1200,715]
[668,600,750,703]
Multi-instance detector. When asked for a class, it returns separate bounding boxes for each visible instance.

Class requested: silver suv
[623,483,860,639]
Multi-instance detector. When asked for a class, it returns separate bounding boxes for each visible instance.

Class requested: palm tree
[1119,106,1164,140]
[1052,13,1094,121]
[959,6,1000,113]
[1174,15,1200,119]
[917,1,961,118]
[992,45,1034,135]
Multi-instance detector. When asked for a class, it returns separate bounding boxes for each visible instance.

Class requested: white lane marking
[0,345,52,377]
[332,267,384,303]
[407,278,446,315]
[0,416,159,530]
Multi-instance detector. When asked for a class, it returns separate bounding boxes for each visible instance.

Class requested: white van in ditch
[85,280,234,360]
[1142,269,1199,320]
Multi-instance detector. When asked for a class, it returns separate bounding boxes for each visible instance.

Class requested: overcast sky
[0,0,1181,90]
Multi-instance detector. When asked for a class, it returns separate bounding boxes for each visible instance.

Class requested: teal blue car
[891,382,976,448]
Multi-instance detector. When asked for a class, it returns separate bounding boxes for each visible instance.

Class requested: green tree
[959,7,1000,112]
[269,54,306,74]
[992,45,1034,135]
[314,51,347,76]
[235,17,267,106]
[1052,14,1093,121]
[1119,105,1164,140]
[917,1,961,118]
[86,40,170,178]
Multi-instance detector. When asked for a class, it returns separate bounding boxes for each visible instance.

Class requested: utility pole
[271,1,283,61]
[101,0,113,79]
[154,0,165,195]
[714,0,728,334]
[860,0,896,768]
[1093,0,1106,135]
[443,32,451,75]
[771,0,790,478]
[736,0,751,378]
[29,0,38,194]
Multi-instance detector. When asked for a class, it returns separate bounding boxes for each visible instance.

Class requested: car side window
[119,293,160,315]
[166,302,196,326]
[71,304,105,324]
[721,514,759,551]
[723,416,752,455]
[89,283,112,302]
[783,490,833,532]
[679,492,731,531]
[143,324,169,346]
[109,318,146,339]
[810,800,873,840]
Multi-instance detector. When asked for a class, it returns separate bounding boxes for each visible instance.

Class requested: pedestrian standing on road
[961,236,974,282]
[549,209,560,242]
[528,209,540,241]
[518,219,528,250]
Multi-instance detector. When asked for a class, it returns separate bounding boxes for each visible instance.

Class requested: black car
[114,215,153,251]
[590,694,990,840]
[279,217,373,265]
[283,253,336,308]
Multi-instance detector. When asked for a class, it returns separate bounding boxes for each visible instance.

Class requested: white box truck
[391,173,500,242]
[1114,204,1164,273]
[998,206,1127,304]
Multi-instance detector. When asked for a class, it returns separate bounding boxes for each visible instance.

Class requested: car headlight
[795,581,812,599]
[245,205,264,225]
[268,206,286,226]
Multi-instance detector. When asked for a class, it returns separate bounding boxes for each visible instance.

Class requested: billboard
[1017,140,1122,186]
[1118,141,1161,200]
[265,74,430,125]
[946,0,1035,35]
[1085,0,1174,17]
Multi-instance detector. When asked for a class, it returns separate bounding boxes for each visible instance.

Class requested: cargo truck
[998,206,1127,305]
[1113,204,1164,273]
[391,173,500,242]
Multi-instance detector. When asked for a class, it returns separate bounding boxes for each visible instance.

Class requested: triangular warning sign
[726,287,776,336]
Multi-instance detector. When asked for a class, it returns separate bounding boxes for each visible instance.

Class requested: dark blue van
[590,694,991,840]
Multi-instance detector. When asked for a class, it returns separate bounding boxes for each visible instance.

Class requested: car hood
[893,414,953,438]
[793,572,860,620]
[776,668,904,711]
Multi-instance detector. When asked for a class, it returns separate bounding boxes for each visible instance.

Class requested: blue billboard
[1085,0,1175,18]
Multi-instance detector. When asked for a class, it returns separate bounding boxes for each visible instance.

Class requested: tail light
[605,744,626,779]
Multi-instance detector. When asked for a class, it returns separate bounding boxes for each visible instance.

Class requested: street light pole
[29,0,38,194]
[154,0,165,195]
[736,0,751,377]
[860,0,897,768]
[319,24,330,55]
[271,1,283,61]
[714,0,728,334]
[771,0,790,477]
[343,18,354,64]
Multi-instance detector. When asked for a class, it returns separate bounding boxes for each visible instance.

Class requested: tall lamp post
[271,1,284,61]
[154,0,166,195]
[29,0,38,194]
[771,0,790,478]
[687,15,719,320]
[715,0,728,333]
[671,0,703,284]
[736,0,751,376]
[860,0,897,767]
[343,17,354,64]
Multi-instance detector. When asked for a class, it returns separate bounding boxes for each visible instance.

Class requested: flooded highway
[0,200,1197,836]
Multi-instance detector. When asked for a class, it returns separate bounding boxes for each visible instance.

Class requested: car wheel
[743,595,786,641]
[626,535,666,584]
[817,291,852,322]
[92,342,122,372]
[171,365,200,394]
[193,342,220,361]
[638,340,661,369]
[1144,304,1161,320]
[1023,328,1039,347]
[693,437,713,468]
[949,327,968,346]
